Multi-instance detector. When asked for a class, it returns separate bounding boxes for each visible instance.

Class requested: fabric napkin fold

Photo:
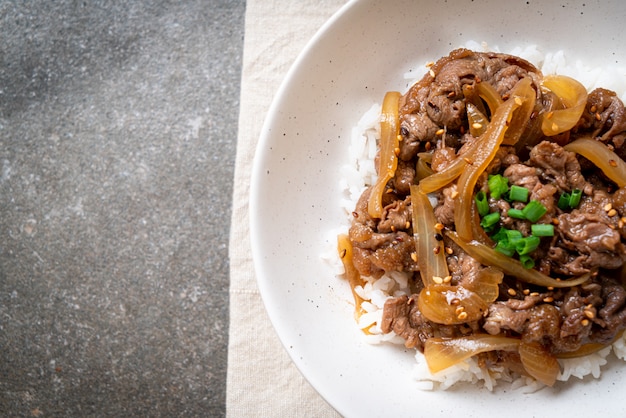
[226,1,346,416]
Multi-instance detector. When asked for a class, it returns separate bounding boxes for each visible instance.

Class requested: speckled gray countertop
[0,1,244,416]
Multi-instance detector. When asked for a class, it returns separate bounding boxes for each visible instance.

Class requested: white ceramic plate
[250,0,626,416]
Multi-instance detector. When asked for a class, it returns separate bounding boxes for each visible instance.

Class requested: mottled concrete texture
[0,1,244,416]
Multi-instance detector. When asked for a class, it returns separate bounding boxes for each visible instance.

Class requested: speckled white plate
[250,0,626,416]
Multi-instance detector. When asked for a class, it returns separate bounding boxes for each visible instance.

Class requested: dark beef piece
[349,189,419,277]
[398,113,439,160]
[350,186,377,230]
[486,146,517,175]
[528,141,588,192]
[368,234,419,273]
[611,186,626,223]
[446,249,483,289]
[398,48,542,161]
[350,223,418,277]
[503,163,540,191]
[546,246,589,276]
[381,295,427,349]
[378,195,412,233]
[430,145,457,173]
[522,304,562,345]
[576,88,626,152]
[600,283,626,319]
[483,302,529,335]
[556,209,626,271]
[432,184,457,227]
[392,160,416,195]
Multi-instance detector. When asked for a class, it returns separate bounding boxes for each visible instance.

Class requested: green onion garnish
[504,229,523,244]
[475,190,490,217]
[519,254,536,269]
[507,208,526,219]
[491,227,508,242]
[558,193,571,210]
[558,189,582,211]
[509,185,529,202]
[522,200,547,223]
[569,189,582,208]
[480,211,501,229]
[488,174,509,199]
[531,223,555,237]
[516,235,541,255]
[495,240,516,257]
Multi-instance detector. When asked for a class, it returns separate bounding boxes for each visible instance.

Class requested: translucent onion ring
[424,334,520,373]
[410,184,449,287]
[540,74,588,136]
[564,136,626,188]
[368,91,401,218]
[337,234,367,321]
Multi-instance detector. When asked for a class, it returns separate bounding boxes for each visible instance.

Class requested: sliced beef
[483,302,529,335]
[432,184,457,227]
[576,88,626,152]
[392,160,416,195]
[377,196,412,234]
[556,210,626,271]
[399,48,542,160]
[528,141,588,192]
[381,295,427,350]
[360,49,626,363]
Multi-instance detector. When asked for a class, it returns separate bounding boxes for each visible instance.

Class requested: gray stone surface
[0,1,244,416]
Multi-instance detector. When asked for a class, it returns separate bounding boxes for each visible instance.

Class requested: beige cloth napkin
[226,1,347,416]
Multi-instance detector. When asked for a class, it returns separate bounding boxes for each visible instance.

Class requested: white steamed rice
[324,42,626,392]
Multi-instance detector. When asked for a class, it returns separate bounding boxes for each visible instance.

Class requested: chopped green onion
[569,189,582,208]
[516,235,541,255]
[509,185,529,202]
[531,223,555,237]
[495,240,516,257]
[488,174,509,199]
[558,193,571,210]
[507,208,526,219]
[519,254,536,269]
[480,211,501,229]
[475,191,490,217]
[491,227,508,243]
[504,229,523,244]
[522,200,548,223]
[558,189,582,211]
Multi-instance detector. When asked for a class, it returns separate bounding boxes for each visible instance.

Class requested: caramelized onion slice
[555,343,608,359]
[454,89,521,242]
[416,152,434,181]
[540,75,587,136]
[417,284,488,325]
[411,185,449,286]
[337,234,367,322]
[465,267,503,303]
[418,157,467,194]
[446,231,591,288]
[368,91,401,218]
[564,136,626,188]
[467,102,489,137]
[475,81,504,115]
[424,334,520,373]
[556,330,623,358]
[519,341,560,387]
[503,77,536,145]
